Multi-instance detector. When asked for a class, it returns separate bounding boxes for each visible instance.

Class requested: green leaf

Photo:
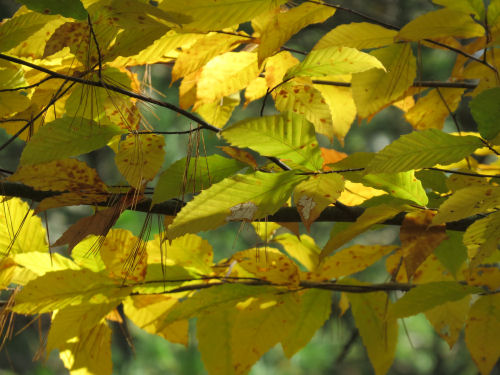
[469,87,500,140]
[281,289,332,358]
[13,269,131,314]
[20,117,126,165]
[390,281,482,319]
[17,0,88,20]
[222,112,322,171]
[166,171,307,239]
[273,233,320,272]
[433,0,485,19]
[284,46,385,80]
[0,11,55,52]
[366,129,483,173]
[434,231,467,277]
[152,155,245,205]
[363,170,428,206]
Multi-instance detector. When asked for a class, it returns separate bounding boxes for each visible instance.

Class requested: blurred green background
[0,0,495,374]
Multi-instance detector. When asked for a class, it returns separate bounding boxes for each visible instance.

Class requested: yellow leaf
[399,210,447,278]
[0,92,31,118]
[433,0,485,19]
[309,245,397,281]
[347,281,398,375]
[9,158,107,193]
[231,248,300,287]
[465,266,500,291]
[352,43,416,118]
[264,51,299,88]
[465,294,500,375]
[251,222,281,242]
[98,229,146,282]
[314,22,397,50]
[405,88,466,130]
[0,197,47,256]
[195,93,240,128]
[58,321,112,375]
[425,296,470,348]
[257,3,335,64]
[321,204,402,258]
[397,9,485,41]
[230,293,300,374]
[293,174,345,230]
[463,211,500,266]
[147,233,213,275]
[35,192,108,213]
[272,233,320,271]
[338,181,387,206]
[196,51,260,103]
[115,133,165,189]
[244,76,267,106]
[124,294,189,345]
[314,80,357,143]
[282,289,332,357]
[172,32,248,82]
[219,146,258,169]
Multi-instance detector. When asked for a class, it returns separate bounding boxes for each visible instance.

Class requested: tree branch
[0,181,478,231]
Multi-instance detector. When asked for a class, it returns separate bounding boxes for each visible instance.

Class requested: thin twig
[87,15,103,81]
[312,80,478,90]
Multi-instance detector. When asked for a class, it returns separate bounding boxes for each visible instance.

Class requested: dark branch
[312,79,478,90]
[0,181,479,231]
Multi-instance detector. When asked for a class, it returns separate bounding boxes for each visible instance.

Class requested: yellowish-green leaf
[195,93,240,128]
[366,129,483,173]
[433,186,500,224]
[313,81,356,143]
[397,8,484,41]
[197,307,236,375]
[425,296,470,348]
[347,281,398,375]
[58,321,112,375]
[351,43,416,118]
[311,245,397,281]
[147,233,213,274]
[433,0,485,19]
[124,294,188,345]
[469,87,500,140]
[405,88,466,130]
[172,32,248,82]
[294,174,345,229]
[167,172,306,239]
[71,236,106,272]
[251,222,281,242]
[257,2,335,64]
[159,0,287,32]
[115,133,165,189]
[363,170,428,206]
[196,51,260,103]
[321,204,402,258]
[9,159,107,193]
[0,11,55,52]
[285,46,385,80]
[273,233,320,272]
[152,154,245,205]
[465,294,500,375]
[0,198,47,256]
[222,112,322,171]
[19,117,125,165]
[433,231,467,277]
[18,0,87,20]
[463,210,500,265]
[13,269,131,314]
[230,293,300,374]
[313,22,397,50]
[0,92,31,118]
[390,282,480,319]
[282,289,332,357]
[35,191,108,213]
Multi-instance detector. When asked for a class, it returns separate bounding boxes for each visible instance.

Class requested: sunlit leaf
[223,112,322,171]
[0,11,55,52]
[285,46,385,80]
[272,233,320,271]
[463,210,500,266]
[366,129,483,173]
[314,22,397,50]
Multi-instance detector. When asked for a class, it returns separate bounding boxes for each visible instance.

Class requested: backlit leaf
[469,87,500,140]
[463,210,500,265]
[152,154,245,205]
[294,173,344,230]
[433,231,467,277]
[196,93,240,128]
[17,0,87,20]
[433,0,484,19]
[0,92,31,118]
[223,112,322,170]
[285,46,385,80]
[272,233,320,271]
[366,129,483,173]
[19,117,125,165]
[0,11,55,52]
[314,22,397,50]
[465,294,500,375]
[390,281,480,318]
[351,43,416,118]
[397,9,484,40]
[115,133,165,189]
